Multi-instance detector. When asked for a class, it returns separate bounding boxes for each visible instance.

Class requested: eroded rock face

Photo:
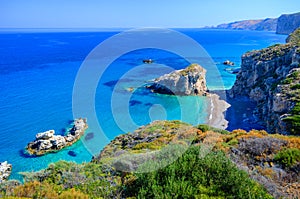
[229,42,300,134]
[276,12,300,35]
[26,118,88,156]
[0,161,12,183]
[147,64,208,96]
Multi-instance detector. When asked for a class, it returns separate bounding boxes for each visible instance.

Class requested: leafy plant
[123,145,272,198]
[274,148,300,168]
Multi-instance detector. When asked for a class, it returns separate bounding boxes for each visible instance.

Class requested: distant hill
[211,12,300,35]
[276,12,300,34]
[214,18,277,31]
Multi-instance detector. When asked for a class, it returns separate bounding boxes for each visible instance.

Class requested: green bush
[283,102,300,135]
[274,148,300,168]
[196,124,229,134]
[291,84,300,90]
[124,145,272,198]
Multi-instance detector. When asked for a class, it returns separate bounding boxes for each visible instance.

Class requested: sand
[207,94,231,129]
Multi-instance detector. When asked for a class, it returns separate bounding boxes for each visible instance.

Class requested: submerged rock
[0,161,12,183]
[68,151,77,157]
[147,63,208,96]
[26,118,88,156]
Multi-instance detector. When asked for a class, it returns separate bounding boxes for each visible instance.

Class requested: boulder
[0,161,12,183]
[36,130,55,140]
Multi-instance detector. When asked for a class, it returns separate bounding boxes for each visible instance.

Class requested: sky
[1,0,300,28]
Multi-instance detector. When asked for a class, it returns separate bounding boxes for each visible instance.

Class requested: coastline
[207,94,231,129]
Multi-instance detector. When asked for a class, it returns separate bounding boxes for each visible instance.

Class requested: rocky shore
[26,118,88,156]
[0,161,12,183]
[229,28,300,135]
[147,63,208,96]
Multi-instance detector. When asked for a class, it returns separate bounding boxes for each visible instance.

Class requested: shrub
[13,181,60,198]
[291,84,300,90]
[274,148,300,168]
[196,124,229,134]
[123,145,272,198]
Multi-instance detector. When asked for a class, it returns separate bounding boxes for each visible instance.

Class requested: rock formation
[211,12,300,35]
[229,30,300,134]
[0,161,12,183]
[26,118,88,156]
[276,12,300,35]
[147,63,208,96]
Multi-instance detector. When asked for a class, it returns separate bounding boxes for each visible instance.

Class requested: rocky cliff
[147,63,208,96]
[212,12,300,34]
[215,18,277,31]
[276,12,300,34]
[229,30,300,134]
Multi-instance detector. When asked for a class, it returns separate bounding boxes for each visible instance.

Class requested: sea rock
[276,12,300,35]
[0,161,12,183]
[228,30,300,134]
[36,130,55,140]
[223,60,235,66]
[26,118,88,156]
[147,63,208,96]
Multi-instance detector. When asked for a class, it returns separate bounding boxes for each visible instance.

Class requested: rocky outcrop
[0,161,12,183]
[214,18,277,31]
[26,118,88,156]
[286,27,300,45]
[147,64,208,96]
[276,12,300,34]
[229,40,300,134]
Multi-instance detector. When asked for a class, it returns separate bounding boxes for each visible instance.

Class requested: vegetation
[1,121,300,198]
[274,148,300,168]
[286,27,300,46]
[123,145,272,199]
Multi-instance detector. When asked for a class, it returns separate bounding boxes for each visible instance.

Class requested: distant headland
[208,12,300,35]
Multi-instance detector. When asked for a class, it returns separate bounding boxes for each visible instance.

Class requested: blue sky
[1,0,300,28]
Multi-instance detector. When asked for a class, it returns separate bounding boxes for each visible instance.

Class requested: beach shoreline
[207,93,231,129]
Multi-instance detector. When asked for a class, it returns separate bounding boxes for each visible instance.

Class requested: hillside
[212,12,300,35]
[215,18,277,31]
[1,121,299,198]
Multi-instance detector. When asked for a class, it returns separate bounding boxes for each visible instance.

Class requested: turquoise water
[0,29,286,180]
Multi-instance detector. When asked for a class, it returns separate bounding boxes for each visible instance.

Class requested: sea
[0,28,286,180]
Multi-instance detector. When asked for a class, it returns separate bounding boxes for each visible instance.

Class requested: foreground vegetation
[1,121,299,198]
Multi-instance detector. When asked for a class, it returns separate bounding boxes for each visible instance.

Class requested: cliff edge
[276,12,300,35]
[229,28,300,135]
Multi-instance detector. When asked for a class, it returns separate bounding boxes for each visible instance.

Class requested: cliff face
[229,41,300,134]
[147,63,208,96]
[215,18,277,31]
[276,12,300,34]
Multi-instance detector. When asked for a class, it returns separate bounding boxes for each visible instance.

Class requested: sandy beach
[207,94,231,129]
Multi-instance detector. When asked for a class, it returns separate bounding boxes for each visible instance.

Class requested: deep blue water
[0,28,286,180]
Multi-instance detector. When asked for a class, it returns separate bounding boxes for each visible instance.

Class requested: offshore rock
[26,118,88,156]
[147,63,208,96]
[0,161,12,183]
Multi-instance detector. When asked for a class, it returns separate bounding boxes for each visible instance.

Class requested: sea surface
[0,28,286,180]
